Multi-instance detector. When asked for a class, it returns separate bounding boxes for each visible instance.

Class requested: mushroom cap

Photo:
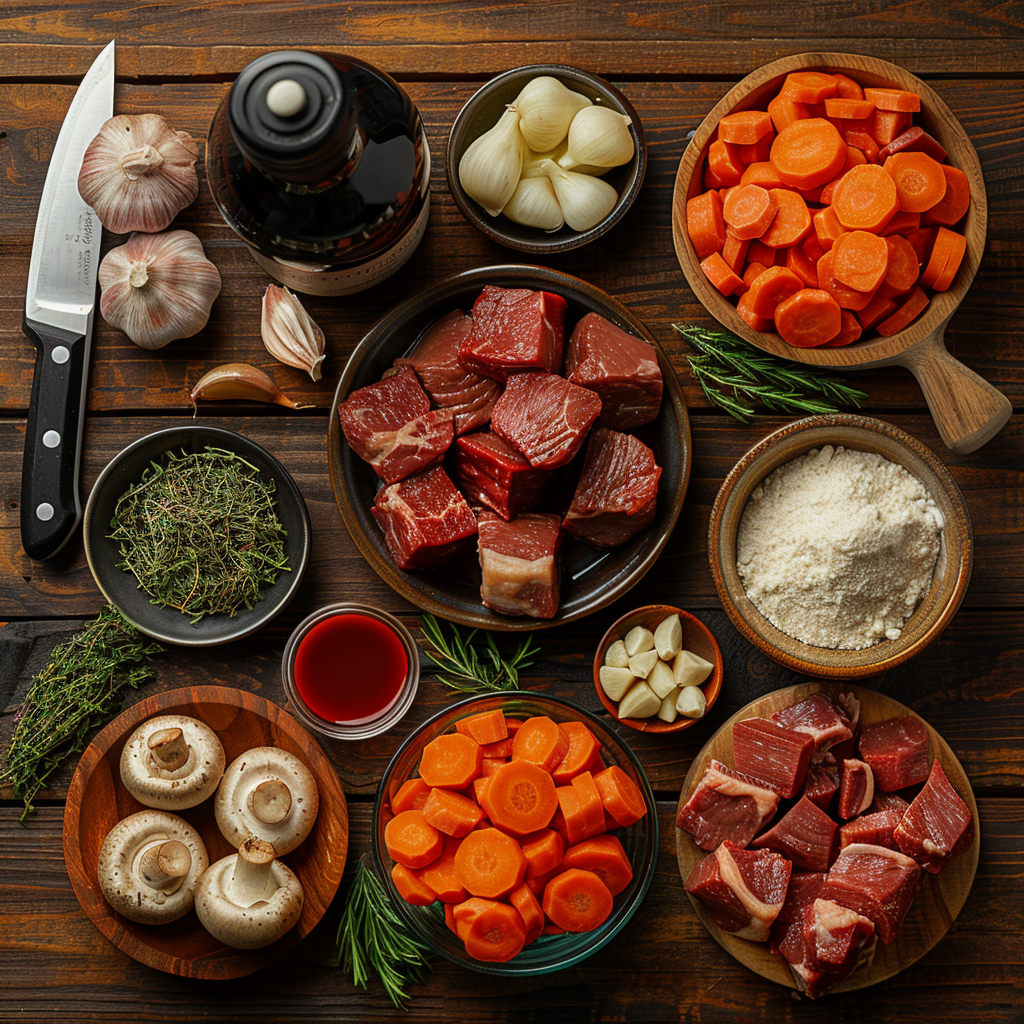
[194,850,304,949]
[120,714,226,810]
[215,746,318,855]
[97,810,209,925]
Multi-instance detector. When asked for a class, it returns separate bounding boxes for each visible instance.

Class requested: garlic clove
[261,285,326,381]
[513,76,592,153]
[521,142,568,179]
[78,114,199,234]
[501,175,565,232]
[189,364,312,412]
[98,230,221,350]
[458,106,525,217]
[559,105,635,171]
[542,162,619,232]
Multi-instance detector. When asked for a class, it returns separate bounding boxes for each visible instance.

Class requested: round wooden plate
[63,686,349,979]
[675,681,980,996]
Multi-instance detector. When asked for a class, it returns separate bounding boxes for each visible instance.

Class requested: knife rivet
[51,346,70,365]
[36,502,55,522]
[43,430,61,448]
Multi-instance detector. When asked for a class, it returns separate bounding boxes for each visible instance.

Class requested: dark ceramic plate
[328,265,691,632]
[84,426,311,647]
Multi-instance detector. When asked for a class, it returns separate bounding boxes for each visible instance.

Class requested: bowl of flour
[709,415,973,677]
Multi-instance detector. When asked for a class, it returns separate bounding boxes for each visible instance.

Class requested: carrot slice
[742,261,769,288]
[521,828,565,877]
[420,835,469,903]
[510,884,545,945]
[883,152,947,213]
[542,868,614,932]
[816,249,877,311]
[385,809,445,869]
[723,184,779,240]
[707,139,745,187]
[700,252,745,297]
[525,865,561,897]
[422,786,485,838]
[737,288,772,331]
[871,109,911,147]
[906,226,938,265]
[561,834,634,896]
[463,900,527,962]
[877,286,929,336]
[785,245,821,288]
[831,230,891,292]
[551,721,602,786]
[512,717,570,773]
[391,862,437,906]
[740,161,784,189]
[832,164,900,232]
[570,771,607,838]
[774,288,843,347]
[818,179,841,206]
[480,738,513,759]
[928,229,967,292]
[452,896,491,941]
[922,165,971,227]
[555,784,603,845]
[686,189,727,259]
[770,118,847,189]
[704,165,729,191]
[480,760,558,836]
[473,775,492,803]
[456,709,508,746]
[844,128,880,164]
[823,309,864,347]
[761,189,811,247]
[737,133,775,164]
[864,87,921,113]
[721,231,751,275]
[505,718,524,735]
[878,126,948,163]
[813,205,844,252]
[880,235,920,296]
[803,233,826,261]
[745,265,804,317]
[718,110,774,146]
[747,239,778,266]
[419,732,482,789]
[780,72,839,104]
[833,73,864,100]
[391,778,431,815]
[454,827,527,899]
[594,766,647,827]
[857,293,899,330]
[824,97,876,120]
[920,226,960,288]
[767,93,810,134]
[445,903,459,935]
[879,210,921,236]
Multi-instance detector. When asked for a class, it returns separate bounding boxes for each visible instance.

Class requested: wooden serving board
[675,681,980,996]
[63,686,349,980]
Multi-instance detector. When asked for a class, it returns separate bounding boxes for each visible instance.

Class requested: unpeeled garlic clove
[78,114,199,233]
[98,230,221,350]
[541,162,619,231]
[501,175,564,232]
[512,76,592,153]
[261,285,326,381]
[559,106,635,171]
[458,106,525,217]
[189,363,312,412]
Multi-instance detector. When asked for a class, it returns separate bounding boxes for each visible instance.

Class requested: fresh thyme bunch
[419,614,540,693]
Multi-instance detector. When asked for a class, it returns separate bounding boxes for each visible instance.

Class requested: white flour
[736,445,943,650]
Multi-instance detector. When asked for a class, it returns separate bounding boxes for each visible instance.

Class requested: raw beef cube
[458,286,568,383]
[835,691,861,732]
[338,367,453,483]
[803,754,840,812]
[803,898,875,972]
[771,693,855,755]
[491,373,602,470]
[839,810,903,851]
[751,795,839,872]
[394,310,501,434]
[770,870,827,955]
[871,791,910,815]
[824,843,921,944]
[477,511,563,620]
[371,466,478,570]
[563,428,662,549]
[732,718,815,800]
[564,312,663,430]
[894,760,974,873]
[676,759,779,852]
[684,840,792,942]
[789,937,876,1001]
[858,716,930,791]
[838,759,875,820]
[452,432,550,521]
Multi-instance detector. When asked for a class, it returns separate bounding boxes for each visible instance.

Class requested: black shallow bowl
[328,264,692,632]
[84,426,311,647]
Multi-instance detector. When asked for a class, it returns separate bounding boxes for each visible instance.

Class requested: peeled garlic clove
[559,106,635,171]
[676,685,707,719]
[542,163,618,232]
[513,76,592,153]
[624,625,655,657]
[189,363,312,411]
[502,175,564,232]
[628,649,658,680]
[99,230,221,350]
[521,143,568,178]
[604,639,629,669]
[599,666,635,702]
[261,285,326,381]
[459,107,525,217]
[78,114,199,233]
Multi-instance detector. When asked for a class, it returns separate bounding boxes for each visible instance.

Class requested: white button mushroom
[215,746,319,855]
[97,809,209,924]
[119,714,226,810]
[194,837,304,949]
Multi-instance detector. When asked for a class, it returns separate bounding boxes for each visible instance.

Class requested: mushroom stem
[148,727,189,771]
[137,839,192,893]
[248,779,293,824]
[227,838,278,908]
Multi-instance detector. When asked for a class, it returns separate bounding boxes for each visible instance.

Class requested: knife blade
[21,40,115,561]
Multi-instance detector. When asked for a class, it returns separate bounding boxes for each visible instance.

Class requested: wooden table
[2,4,1022,1021]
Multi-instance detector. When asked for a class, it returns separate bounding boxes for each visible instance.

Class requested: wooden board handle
[895,326,1012,455]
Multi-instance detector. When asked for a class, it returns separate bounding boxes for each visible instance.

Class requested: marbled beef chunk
[893,760,974,872]
[839,810,903,851]
[676,759,779,851]
[751,795,839,872]
[562,429,661,549]
[452,432,550,521]
[858,715,930,791]
[564,312,663,430]
[477,511,563,619]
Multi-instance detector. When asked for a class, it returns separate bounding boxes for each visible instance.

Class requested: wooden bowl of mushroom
[63,686,348,979]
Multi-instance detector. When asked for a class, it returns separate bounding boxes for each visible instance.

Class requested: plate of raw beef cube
[328,266,690,630]
[675,681,979,999]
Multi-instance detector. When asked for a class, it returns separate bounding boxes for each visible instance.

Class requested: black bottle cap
[228,51,353,184]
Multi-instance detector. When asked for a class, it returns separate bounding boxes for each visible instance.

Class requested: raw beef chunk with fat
[458,286,568,383]
[803,898,875,972]
[338,366,453,483]
[452,432,550,521]
[894,760,974,872]
[564,312,663,430]
[477,511,563,620]
[676,759,779,851]
[732,717,815,800]
[751,795,839,872]
[684,840,792,942]
[770,871,826,955]
[838,759,875,820]
[823,843,921,944]
[371,466,477,569]
[858,715,930,791]
[491,373,602,470]
[870,791,910,815]
[563,429,662,549]
[394,311,501,434]
[839,810,903,851]
[803,754,840,812]
[771,693,855,756]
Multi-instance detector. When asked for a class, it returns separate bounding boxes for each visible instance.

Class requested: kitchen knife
[21,40,115,560]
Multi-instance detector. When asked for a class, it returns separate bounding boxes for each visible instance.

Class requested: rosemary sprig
[419,614,540,693]
[336,860,433,1009]
[673,324,869,424]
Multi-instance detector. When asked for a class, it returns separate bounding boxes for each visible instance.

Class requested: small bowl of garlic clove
[593,605,723,733]
[446,64,647,254]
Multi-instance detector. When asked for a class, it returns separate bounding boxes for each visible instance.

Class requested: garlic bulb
[541,162,619,231]
[458,107,525,217]
[521,143,568,178]
[78,114,199,233]
[512,76,592,153]
[190,364,311,411]
[558,106,635,171]
[99,230,221,350]
[261,285,326,381]
[502,176,565,232]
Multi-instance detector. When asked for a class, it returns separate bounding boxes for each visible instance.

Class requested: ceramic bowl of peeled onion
[446,64,647,253]
[709,414,972,678]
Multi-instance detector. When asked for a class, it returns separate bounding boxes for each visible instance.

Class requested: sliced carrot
[454,827,527,899]
[542,868,614,932]
[525,866,561,898]
[555,784,603,845]
[719,186,738,207]
[824,97,876,120]
[928,229,967,292]
[774,288,843,347]
[842,144,867,172]
[740,161,784,188]
[543,922,566,935]
[737,133,775,164]
[879,235,920,296]
[922,164,971,227]
[549,805,568,841]
[422,786,485,838]
[385,809,444,869]
[748,239,778,266]
[832,163,900,232]
[686,189,727,259]
[883,152,947,213]
[785,244,821,288]
[803,233,826,261]
[391,778,431,815]
[742,261,769,288]
[721,231,751,274]
[833,73,864,100]
[770,118,847,189]
[445,903,459,935]
[831,230,890,292]
[505,718,524,736]
[718,110,774,146]
[463,900,527,962]
[510,884,545,945]
[723,184,779,239]
[452,896,491,941]
[857,292,899,330]
[594,766,647,827]
[480,760,558,836]
[420,835,469,903]
[877,286,929,336]
[552,721,602,786]
[816,249,877,311]
[703,165,728,191]
[844,128,880,164]
[480,737,513,758]
[700,252,745,297]
[570,771,607,838]
[521,828,565,877]
[920,226,962,288]
[419,732,482,789]
[512,717,570,773]
[762,189,812,247]
[707,139,745,187]
[456,709,508,746]
[780,71,838,104]
[746,265,804,317]
[906,226,938,265]
[561,834,634,896]
[473,775,492,803]
[817,178,841,206]
[813,205,844,251]
[864,87,921,113]
[878,126,948,164]
[767,94,809,133]
[737,288,772,331]
[879,209,920,236]
[823,309,864,347]
[871,109,912,147]
[391,862,437,906]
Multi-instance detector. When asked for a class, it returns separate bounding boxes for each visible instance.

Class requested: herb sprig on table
[674,324,869,424]
[419,614,540,693]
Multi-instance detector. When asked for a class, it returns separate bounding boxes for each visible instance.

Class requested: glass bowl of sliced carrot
[372,692,659,974]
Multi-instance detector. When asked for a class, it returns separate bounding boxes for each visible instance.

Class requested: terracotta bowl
[593,604,723,733]
[447,63,647,254]
[708,414,973,678]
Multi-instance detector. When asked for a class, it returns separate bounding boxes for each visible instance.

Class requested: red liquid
[294,614,408,724]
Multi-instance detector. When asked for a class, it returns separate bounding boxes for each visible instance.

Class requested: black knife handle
[21,317,90,561]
